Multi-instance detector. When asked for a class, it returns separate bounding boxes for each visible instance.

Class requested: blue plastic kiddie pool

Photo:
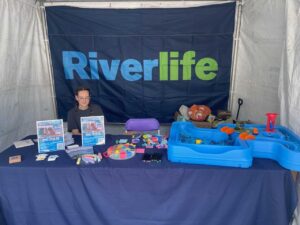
[168,122,300,171]
[168,122,252,168]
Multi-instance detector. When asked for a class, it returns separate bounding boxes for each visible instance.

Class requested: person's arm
[71,129,81,135]
[67,109,81,135]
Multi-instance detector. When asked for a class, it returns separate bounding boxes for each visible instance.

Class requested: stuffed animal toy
[188,105,211,121]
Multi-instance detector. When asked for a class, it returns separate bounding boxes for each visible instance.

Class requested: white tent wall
[282,1,300,225]
[230,0,286,123]
[279,0,300,137]
[0,0,56,151]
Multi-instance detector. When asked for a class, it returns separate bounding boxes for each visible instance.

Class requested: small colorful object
[105,144,136,160]
[220,126,235,135]
[252,128,259,135]
[76,153,102,165]
[195,139,202,144]
[239,132,256,140]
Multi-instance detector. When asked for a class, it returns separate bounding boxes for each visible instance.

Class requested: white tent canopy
[1,0,299,151]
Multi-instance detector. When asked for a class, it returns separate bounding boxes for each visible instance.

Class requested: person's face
[75,90,90,109]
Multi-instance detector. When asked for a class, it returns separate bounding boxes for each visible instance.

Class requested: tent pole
[228,0,242,111]
[40,3,58,119]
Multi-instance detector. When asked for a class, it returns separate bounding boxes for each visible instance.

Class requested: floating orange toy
[220,126,235,135]
[252,128,259,135]
[239,132,256,140]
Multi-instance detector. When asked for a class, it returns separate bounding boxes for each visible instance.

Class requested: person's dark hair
[74,86,91,107]
[75,87,90,96]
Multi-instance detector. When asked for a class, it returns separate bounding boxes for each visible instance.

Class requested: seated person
[67,87,104,135]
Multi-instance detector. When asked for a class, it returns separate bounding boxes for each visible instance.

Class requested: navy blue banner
[46,3,235,123]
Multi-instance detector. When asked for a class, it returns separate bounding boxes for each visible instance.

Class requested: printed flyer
[36,119,65,153]
[81,116,105,147]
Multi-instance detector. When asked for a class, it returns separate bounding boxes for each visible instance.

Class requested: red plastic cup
[266,113,278,132]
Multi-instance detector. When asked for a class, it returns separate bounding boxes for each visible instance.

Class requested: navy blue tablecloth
[0,135,297,225]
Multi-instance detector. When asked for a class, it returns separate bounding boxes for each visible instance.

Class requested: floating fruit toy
[252,128,259,135]
[239,132,256,140]
[220,126,235,135]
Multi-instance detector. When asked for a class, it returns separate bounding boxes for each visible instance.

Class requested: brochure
[81,116,105,147]
[36,119,65,153]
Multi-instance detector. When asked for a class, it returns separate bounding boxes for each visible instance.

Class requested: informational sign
[46,3,236,122]
[81,116,105,147]
[36,119,65,153]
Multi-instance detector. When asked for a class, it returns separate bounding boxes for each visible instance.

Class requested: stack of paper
[64,132,74,146]
[13,139,34,148]
[65,146,94,159]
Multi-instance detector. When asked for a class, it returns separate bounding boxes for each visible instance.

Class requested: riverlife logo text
[63,51,218,81]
